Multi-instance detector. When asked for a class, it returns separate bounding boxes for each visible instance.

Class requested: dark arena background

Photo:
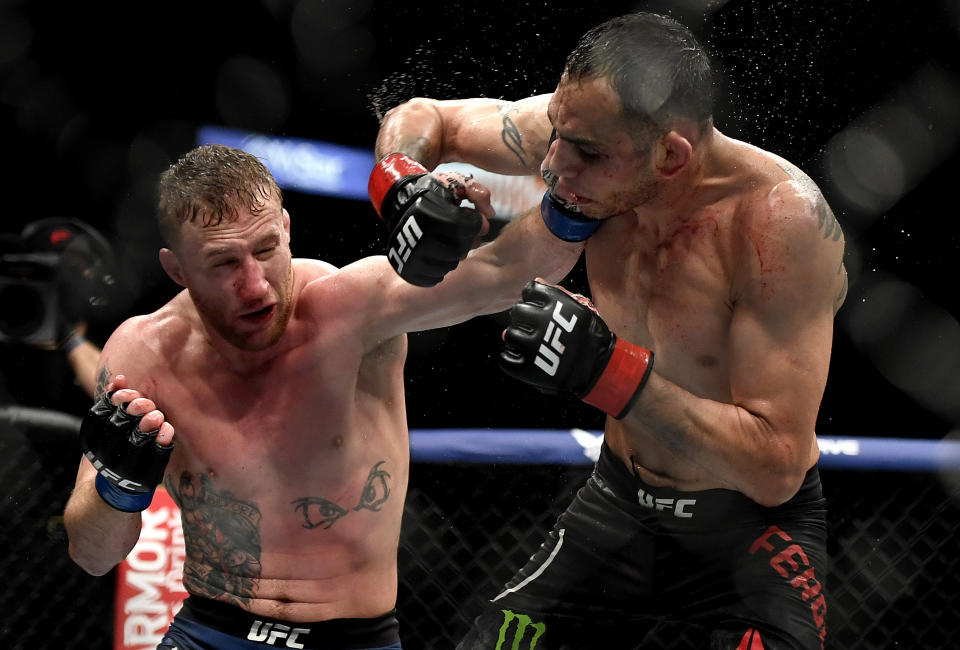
[2,1,959,648]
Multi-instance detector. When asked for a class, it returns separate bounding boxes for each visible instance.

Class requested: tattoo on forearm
[168,472,262,608]
[293,460,392,530]
[397,136,433,163]
[499,104,527,167]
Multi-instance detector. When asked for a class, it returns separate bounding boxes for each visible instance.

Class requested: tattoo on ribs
[167,472,262,607]
[292,460,392,530]
[291,497,348,530]
[354,460,392,512]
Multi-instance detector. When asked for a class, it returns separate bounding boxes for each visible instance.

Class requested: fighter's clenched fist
[368,153,491,287]
[79,375,174,512]
[500,280,654,420]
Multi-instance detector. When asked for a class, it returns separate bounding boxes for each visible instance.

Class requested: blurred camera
[0,218,115,347]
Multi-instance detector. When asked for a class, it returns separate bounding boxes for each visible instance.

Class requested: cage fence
[2,422,959,649]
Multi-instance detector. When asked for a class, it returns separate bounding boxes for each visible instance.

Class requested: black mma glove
[79,392,173,512]
[368,153,484,287]
[500,280,654,419]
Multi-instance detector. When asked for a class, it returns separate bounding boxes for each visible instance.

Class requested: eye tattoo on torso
[292,460,392,530]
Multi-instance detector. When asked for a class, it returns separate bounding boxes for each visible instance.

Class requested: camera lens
[0,282,47,337]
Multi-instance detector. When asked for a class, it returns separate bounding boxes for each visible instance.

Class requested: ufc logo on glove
[534,302,578,376]
[387,215,423,275]
[501,280,654,420]
[368,152,483,287]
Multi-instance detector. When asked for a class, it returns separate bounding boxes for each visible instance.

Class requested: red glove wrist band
[368,153,428,218]
[582,338,654,419]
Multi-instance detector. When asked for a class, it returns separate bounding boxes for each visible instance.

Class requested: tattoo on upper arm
[774,159,844,244]
[94,366,112,399]
[806,192,848,312]
[293,460,392,530]
[169,471,263,608]
[835,263,849,311]
[813,197,842,242]
[499,104,528,167]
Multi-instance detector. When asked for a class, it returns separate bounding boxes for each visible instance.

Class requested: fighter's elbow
[749,469,807,508]
[67,542,117,576]
[382,97,439,127]
[400,96,439,111]
[748,440,811,507]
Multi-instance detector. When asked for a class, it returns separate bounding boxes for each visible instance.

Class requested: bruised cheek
[190,282,234,320]
[595,160,648,201]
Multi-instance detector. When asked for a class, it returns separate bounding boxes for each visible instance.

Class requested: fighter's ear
[655,131,693,178]
[158,248,186,287]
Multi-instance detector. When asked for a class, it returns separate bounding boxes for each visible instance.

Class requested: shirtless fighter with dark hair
[374,11,846,649]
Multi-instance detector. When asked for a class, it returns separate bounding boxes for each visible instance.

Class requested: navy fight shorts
[456,442,828,650]
[157,595,403,650]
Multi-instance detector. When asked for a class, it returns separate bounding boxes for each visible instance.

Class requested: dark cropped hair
[564,12,715,140]
[157,144,282,248]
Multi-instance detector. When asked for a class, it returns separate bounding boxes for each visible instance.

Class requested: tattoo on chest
[292,460,392,530]
[167,472,262,607]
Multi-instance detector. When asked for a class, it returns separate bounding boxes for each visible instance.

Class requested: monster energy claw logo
[495,609,546,650]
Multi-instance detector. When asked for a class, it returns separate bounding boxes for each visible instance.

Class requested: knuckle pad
[503,326,536,350]
[131,427,160,447]
[512,302,543,324]
[109,402,141,428]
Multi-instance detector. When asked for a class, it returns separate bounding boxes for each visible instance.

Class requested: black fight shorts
[156,596,403,650]
[457,443,828,650]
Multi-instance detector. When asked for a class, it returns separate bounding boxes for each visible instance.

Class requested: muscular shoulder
[733,150,847,310]
[292,258,341,309]
[302,254,425,345]
[729,143,841,247]
[97,296,194,392]
[765,178,842,247]
[295,257,339,282]
[296,255,394,326]
[296,256,368,306]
